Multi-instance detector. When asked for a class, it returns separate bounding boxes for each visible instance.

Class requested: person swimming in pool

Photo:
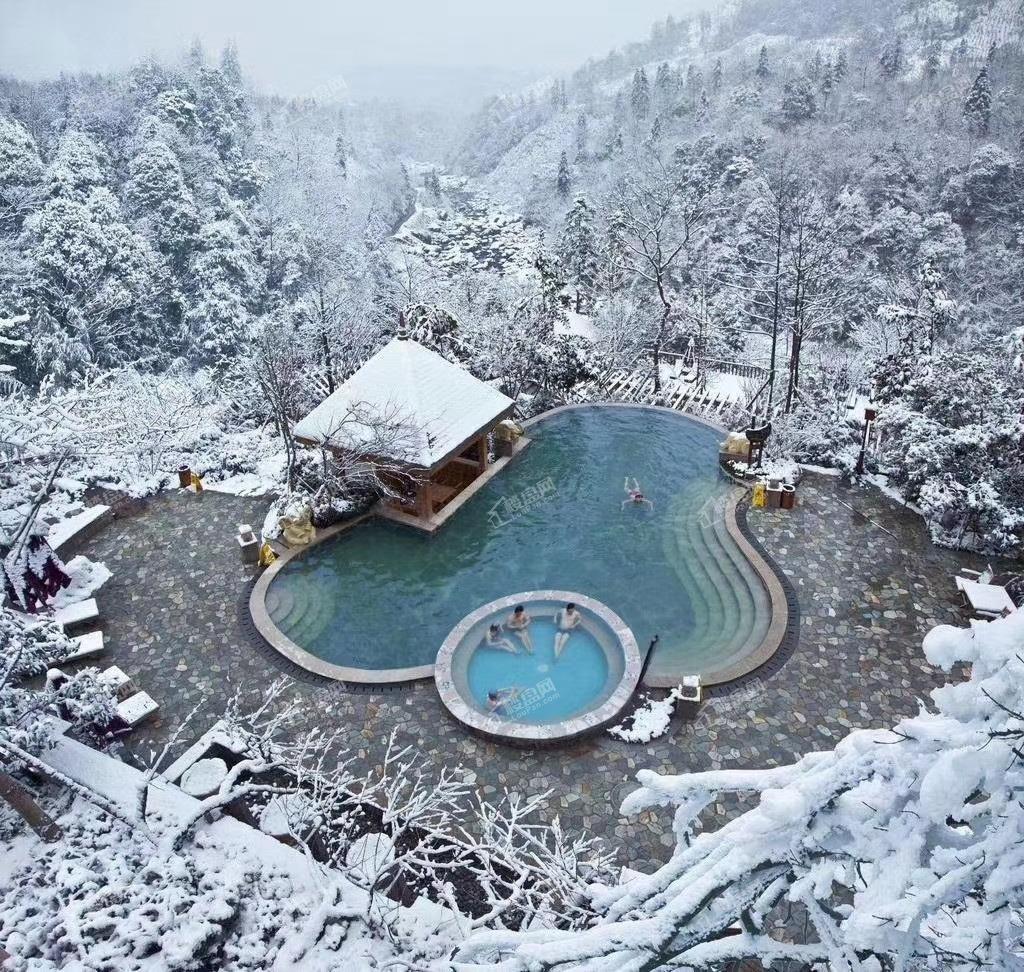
[483,623,519,654]
[505,605,534,653]
[487,687,521,714]
[622,476,654,510]
[553,602,582,659]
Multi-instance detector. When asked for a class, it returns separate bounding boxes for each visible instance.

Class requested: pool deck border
[249,402,793,689]
[434,590,643,743]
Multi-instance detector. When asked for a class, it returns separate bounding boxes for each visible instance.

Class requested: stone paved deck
[75,474,996,872]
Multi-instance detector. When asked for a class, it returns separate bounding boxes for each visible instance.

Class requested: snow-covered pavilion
[293,335,519,530]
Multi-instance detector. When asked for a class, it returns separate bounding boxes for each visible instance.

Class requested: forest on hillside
[1,0,1023,554]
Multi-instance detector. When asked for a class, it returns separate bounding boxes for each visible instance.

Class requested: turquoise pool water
[265,406,770,682]
[464,608,612,723]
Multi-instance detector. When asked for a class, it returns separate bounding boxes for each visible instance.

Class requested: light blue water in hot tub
[265,406,771,681]
[465,612,611,724]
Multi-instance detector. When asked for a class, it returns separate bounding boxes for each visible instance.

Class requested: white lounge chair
[64,630,105,663]
[959,564,995,585]
[954,576,1016,619]
[117,692,158,727]
[54,598,99,629]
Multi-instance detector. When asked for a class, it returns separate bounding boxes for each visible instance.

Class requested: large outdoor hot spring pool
[263,406,772,683]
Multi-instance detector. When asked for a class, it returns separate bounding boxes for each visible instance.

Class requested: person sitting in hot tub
[553,602,582,659]
[487,687,520,714]
[505,604,534,653]
[483,623,518,654]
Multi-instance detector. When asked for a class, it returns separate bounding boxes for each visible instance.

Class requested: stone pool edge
[250,402,792,689]
[249,513,438,684]
[434,590,643,743]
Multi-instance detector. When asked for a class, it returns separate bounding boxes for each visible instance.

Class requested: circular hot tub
[434,590,642,743]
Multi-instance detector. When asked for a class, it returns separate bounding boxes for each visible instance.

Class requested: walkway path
[76,474,987,872]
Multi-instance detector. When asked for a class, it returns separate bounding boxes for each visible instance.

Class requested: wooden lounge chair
[954,576,1016,619]
[64,630,105,664]
[54,598,99,630]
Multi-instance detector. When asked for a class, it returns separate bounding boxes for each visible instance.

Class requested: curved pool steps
[648,482,772,685]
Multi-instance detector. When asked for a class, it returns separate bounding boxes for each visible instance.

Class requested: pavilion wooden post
[415,480,432,521]
[476,434,489,474]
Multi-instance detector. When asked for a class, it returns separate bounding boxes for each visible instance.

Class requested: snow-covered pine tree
[781,76,818,124]
[963,66,993,135]
[755,44,770,81]
[0,116,43,233]
[334,132,348,177]
[575,110,588,159]
[630,67,651,120]
[556,150,572,197]
[835,47,848,79]
[126,117,199,269]
[879,35,904,80]
[558,195,599,313]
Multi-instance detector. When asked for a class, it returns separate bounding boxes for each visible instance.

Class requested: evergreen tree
[835,49,849,80]
[334,133,347,177]
[556,151,572,197]
[655,62,672,96]
[184,218,263,360]
[575,111,588,159]
[756,45,770,81]
[685,65,703,97]
[809,50,823,81]
[424,169,442,199]
[711,58,723,94]
[879,36,904,79]
[781,77,818,124]
[925,49,941,81]
[126,117,199,268]
[558,195,599,312]
[0,116,43,232]
[819,60,836,111]
[696,90,711,123]
[963,66,993,135]
[219,42,243,85]
[630,68,651,120]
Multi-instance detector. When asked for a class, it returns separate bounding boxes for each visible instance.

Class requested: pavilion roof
[293,338,514,470]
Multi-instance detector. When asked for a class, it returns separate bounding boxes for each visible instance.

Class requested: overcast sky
[0,0,709,102]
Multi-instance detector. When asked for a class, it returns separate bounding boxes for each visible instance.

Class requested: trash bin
[752,481,767,508]
[766,483,784,509]
[237,526,259,565]
[780,483,797,510]
[177,465,192,489]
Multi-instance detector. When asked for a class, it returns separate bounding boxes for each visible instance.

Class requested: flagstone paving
[75,472,995,872]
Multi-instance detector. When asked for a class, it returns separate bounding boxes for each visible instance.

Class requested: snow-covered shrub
[0,606,117,760]
[769,400,862,472]
[871,347,1024,553]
